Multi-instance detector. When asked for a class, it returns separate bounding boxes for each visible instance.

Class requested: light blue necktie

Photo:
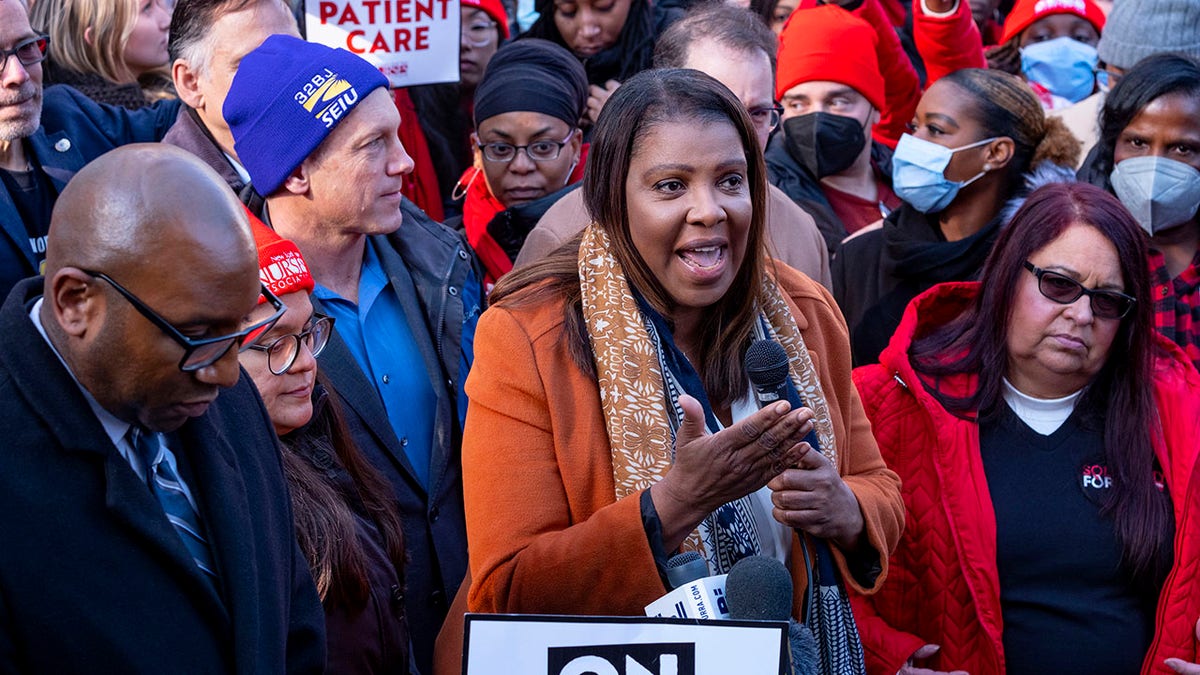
[129,427,219,580]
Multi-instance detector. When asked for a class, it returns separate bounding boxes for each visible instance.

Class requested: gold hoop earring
[451,167,480,201]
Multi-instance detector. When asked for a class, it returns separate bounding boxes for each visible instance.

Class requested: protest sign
[305,0,460,87]
[463,614,789,675]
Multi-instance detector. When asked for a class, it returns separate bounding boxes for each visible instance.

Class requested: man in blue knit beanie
[225,34,483,675]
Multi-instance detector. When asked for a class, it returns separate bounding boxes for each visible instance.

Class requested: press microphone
[665,550,709,589]
[746,340,790,407]
[726,555,818,675]
[644,552,730,620]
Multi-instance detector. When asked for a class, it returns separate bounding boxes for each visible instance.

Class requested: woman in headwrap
[449,39,588,288]
[519,0,683,126]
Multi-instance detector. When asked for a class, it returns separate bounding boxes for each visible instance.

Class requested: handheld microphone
[665,550,709,589]
[726,555,818,675]
[645,553,730,620]
[746,340,790,407]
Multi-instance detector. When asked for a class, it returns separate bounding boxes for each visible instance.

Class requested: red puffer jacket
[850,281,1200,675]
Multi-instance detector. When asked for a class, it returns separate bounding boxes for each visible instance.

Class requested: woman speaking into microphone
[460,68,902,647]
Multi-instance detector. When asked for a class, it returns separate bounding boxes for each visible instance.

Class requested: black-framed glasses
[0,35,50,72]
[749,105,783,132]
[245,314,335,375]
[1023,261,1136,320]
[84,269,286,372]
[477,130,574,163]
[462,19,498,47]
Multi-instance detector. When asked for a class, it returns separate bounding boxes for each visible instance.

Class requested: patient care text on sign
[305,0,460,87]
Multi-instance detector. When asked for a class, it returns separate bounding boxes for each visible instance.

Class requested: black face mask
[782,111,868,179]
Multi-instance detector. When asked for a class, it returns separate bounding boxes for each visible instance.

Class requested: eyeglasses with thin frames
[476,130,575,163]
[1022,261,1136,320]
[84,269,286,372]
[462,20,498,48]
[0,35,50,72]
[245,314,335,375]
[749,105,783,133]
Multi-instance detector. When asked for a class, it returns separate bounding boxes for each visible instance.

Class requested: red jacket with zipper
[850,281,1200,675]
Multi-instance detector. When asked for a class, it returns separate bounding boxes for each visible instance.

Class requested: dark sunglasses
[84,269,286,372]
[1023,261,1136,320]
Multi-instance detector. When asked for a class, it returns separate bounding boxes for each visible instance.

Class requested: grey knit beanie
[1098,0,1200,70]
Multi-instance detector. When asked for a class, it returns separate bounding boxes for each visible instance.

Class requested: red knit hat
[1000,0,1106,45]
[247,207,314,304]
[462,0,510,39]
[775,5,885,110]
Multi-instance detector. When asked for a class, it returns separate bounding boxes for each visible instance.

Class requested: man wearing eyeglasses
[0,0,180,301]
[0,143,325,672]
[224,35,483,674]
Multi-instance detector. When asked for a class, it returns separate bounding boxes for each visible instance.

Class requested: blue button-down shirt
[315,241,437,487]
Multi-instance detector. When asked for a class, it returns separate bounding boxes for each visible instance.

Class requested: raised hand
[651,394,814,551]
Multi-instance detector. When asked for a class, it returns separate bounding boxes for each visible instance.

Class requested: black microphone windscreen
[665,551,709,589]
[789,620,819,675]
[745,340,790,389]
[725,555,794,621]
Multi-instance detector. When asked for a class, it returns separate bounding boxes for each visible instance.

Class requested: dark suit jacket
[0,86,179,298]
[0,278,325,674]
[312,199,482,674]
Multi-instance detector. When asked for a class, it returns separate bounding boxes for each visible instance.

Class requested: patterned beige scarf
[578,223,837,557]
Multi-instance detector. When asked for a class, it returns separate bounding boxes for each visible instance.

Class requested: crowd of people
[2,0,1200,672]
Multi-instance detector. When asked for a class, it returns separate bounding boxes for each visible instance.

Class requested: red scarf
[460,165,511,289]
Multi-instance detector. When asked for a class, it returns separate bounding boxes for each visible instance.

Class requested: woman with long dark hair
[1079,53,1200,372]
[239,217,411,674]
[851,182,1200,675]
[462,69,903,670]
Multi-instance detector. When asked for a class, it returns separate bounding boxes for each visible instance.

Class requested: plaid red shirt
[1148,247,1200,370]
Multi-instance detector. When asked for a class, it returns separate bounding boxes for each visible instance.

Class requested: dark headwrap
[473,39,589,127]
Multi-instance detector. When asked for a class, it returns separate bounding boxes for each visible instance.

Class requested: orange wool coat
[461,263,904,617]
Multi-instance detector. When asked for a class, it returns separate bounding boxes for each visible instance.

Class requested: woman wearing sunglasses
[239,217,412,675]
[849,182,1200,675]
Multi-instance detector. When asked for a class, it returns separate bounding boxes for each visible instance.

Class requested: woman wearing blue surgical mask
[1080,53,1200,371]
[833,69,1080,366]
[985,0,1106,110]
